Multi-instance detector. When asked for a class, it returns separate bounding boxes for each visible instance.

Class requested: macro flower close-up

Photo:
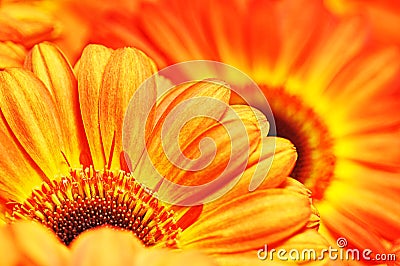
[0,0,399,265]
[0,42,328,265]
[118,0,400,262]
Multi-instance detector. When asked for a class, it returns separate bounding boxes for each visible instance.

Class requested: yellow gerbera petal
[76,44,112,168]
[99,47,157,170]
[0,117,45,218]
[25,42,90,168]
[0,68,69,178]
[179,189,311,253]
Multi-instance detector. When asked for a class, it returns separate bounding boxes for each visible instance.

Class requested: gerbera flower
[126,0,400,261]
[0,42,327,265]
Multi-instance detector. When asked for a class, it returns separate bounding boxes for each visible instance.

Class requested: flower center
[9,167,181,246]
[262,86,336,200]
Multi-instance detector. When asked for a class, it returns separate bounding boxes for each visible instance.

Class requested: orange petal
[0,41,26,68]
[0,221,68,266]
[76,44,112,169]
[323,176,400,241]
[138,1,216,64]
[25,42,90,168]
[0,68,69,178]
[326,47,400,118]
[248,0,280,78]
[267,0,328,85]
[101,47,157,170]
[154,79,229,124]
[132,80,230,190]
[143,103,269,205]
[201,137,296,211]
[179,188,311,253]
[70,227,143,266]
[291,16,368,99]
[144,80,230,173]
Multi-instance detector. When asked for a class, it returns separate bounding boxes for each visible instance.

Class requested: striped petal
[77,45,157,171]
[99,47,157,170]
[0,115,46,217]
[201,137,296,212]
[179,188,311,253]
[0,68,69,178]
[25,42,90,168]
[76,44,112,169]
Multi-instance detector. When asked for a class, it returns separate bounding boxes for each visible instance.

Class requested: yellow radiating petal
[139,0,216,64]
[100,47,157,170]
[0,221,68,266]
[288,16,368,101]
[323,175,400,241]
[0,68,69,178]
[25,42,90,168]
[268,0,327,86]
[317,203,388,256]
[76,44,112,169]
[179,188,311,253]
